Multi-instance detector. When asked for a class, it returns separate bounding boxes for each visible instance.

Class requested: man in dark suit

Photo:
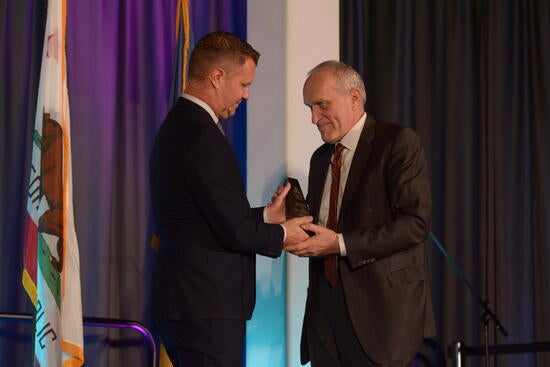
[286,60,436,367]
[149,31,311,367]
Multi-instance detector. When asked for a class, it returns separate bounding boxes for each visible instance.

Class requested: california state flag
[21,0,84,365]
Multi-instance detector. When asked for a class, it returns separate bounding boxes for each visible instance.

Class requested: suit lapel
[340,115,376,215]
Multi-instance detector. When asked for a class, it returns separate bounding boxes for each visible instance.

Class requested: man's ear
[208,67,225,88]
[350,88,362,108]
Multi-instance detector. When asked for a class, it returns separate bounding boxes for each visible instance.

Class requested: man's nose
[311,107,321,124]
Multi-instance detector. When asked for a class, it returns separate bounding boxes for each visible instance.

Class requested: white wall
[248,1,339,366]
[246,3,288,367]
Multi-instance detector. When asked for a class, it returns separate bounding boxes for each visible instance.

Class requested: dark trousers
[305,274,414,367]
[155,319,245,367]
[305,275,376,367]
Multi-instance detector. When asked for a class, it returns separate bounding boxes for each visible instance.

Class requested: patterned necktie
[324,143,345,286]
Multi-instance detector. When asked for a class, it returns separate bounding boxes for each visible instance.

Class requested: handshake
[265,178,340,258]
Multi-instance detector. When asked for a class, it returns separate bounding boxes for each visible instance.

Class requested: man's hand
[265,182,291,224]
[285,223,340,257]
[282,216,313,246]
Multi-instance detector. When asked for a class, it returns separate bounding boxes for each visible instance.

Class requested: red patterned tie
[324,143,345,286]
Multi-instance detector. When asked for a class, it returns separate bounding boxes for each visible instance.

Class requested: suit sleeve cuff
[263,207,286,241]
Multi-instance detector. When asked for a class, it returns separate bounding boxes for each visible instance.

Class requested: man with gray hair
[286,60,436,366]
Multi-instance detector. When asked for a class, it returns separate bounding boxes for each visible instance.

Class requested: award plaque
[285,177,311,218]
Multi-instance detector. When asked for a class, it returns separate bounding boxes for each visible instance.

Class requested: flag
[169,0,192,105]
[22,0,84,365]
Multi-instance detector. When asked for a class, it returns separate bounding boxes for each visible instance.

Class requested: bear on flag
[22,0,85,365]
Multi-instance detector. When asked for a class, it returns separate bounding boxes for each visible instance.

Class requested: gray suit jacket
[301,115,436,366]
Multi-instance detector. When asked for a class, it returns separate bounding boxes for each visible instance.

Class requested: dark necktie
[324,143,345,286]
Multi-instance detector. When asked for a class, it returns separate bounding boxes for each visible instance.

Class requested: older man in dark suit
[149,31,311,367]
[286,60,436,367]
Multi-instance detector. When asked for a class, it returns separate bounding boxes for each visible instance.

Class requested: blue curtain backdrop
[0,0,287,366]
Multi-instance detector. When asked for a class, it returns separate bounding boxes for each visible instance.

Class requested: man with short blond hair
[150,31,311,367]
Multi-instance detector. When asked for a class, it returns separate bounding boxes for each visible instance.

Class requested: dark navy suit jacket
[149,97,283,321]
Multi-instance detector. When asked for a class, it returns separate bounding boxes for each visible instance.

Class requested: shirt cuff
[263,207,286,241]
[338,233,347,256]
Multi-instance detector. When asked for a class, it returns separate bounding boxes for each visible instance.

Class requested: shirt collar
[339,112,367,152]
[182,93,219,124]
